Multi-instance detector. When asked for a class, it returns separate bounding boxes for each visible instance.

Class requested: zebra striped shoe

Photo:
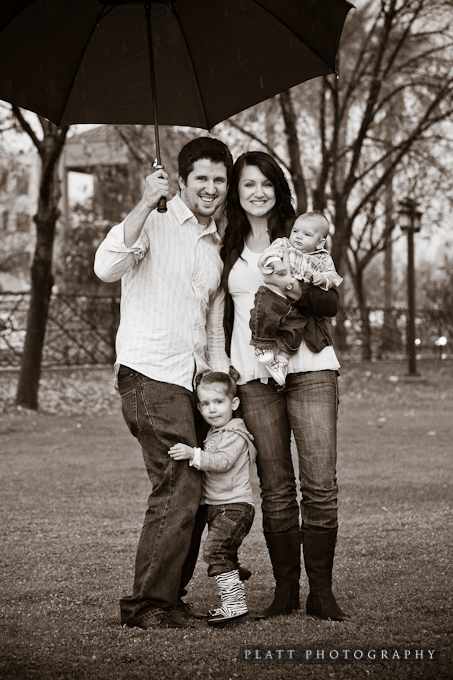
[208,570,248,625]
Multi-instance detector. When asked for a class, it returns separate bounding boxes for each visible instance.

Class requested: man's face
[178,158,228,225]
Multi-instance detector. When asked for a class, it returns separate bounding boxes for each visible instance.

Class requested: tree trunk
[278,90,307,213]
[15,120,68,410]
[16,211,57,409]
[331,197,349,275]
[380,230,400,356]
[355,268,372,361]
[379,123,399,356]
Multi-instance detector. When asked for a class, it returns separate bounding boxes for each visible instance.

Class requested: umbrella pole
[145,0,167,212]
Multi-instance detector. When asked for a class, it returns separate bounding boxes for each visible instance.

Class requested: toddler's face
[289,217,325,252]
[197,385,239,428]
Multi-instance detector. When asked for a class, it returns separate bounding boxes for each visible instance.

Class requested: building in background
[0,149,40,292]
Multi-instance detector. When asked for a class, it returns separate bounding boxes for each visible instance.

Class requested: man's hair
[296,211,330,239]
[178,137,233,183]
[196,371,237,400]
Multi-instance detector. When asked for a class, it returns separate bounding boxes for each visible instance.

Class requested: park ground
[0,360,452,680]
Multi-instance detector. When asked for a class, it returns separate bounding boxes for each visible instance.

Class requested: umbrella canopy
[0,0,353,130]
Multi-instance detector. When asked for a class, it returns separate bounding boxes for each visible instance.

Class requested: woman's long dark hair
[221,151,296,263]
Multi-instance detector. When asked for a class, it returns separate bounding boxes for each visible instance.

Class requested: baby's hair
[296,211,330,239]
[196,371,238,400]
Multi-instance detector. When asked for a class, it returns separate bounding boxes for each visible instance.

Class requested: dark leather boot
[302,527,348,621]
[255,529,301,619]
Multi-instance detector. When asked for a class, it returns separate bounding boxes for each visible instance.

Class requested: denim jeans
[250,285,308,354]
[117,366,208,626]
[203,503,255,577]
[237,370,339,534]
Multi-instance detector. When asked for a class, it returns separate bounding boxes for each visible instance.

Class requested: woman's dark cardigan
[221,223,340,357]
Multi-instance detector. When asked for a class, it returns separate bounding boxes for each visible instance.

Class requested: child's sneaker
[255,348,274,364]
[266,357,288,387]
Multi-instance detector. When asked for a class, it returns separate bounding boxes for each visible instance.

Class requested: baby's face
[289,217,325,252]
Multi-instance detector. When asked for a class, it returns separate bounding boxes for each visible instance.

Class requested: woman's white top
[228,244,340,386]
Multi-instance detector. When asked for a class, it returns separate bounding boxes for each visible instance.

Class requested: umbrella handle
[153,161,167,213]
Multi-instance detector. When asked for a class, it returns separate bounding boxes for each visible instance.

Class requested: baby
[249,211,342,387]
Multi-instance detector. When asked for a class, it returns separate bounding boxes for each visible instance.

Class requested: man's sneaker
[266,357,288,387]
[255,348,274,364]
[172,599,206,620]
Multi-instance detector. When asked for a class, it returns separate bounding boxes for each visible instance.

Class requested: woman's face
[238,164,276,219]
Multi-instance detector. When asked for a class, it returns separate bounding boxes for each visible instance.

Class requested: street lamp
[398,198,422,377]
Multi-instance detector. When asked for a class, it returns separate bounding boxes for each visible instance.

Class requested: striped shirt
[258,239,343,291]
[94,194,230,391]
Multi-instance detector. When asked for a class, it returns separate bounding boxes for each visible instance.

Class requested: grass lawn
[0,360,452,679]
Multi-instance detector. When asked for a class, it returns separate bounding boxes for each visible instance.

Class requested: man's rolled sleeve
[94,221,147,282]
[206,288,230,374]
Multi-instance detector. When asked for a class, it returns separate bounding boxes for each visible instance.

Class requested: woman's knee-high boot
[255,529,301,619]
[302,527,347,621]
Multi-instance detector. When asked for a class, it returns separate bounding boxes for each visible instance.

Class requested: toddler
[169,371,256,625]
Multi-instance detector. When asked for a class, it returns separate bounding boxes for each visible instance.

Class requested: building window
[15,212,31,233]
[16,171,30,195]
[1,210,9,231]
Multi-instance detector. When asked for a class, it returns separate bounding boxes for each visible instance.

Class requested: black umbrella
[0,0,353,210]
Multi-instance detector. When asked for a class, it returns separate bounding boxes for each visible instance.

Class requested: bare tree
[225,0,453,357]
[228,0,453,274]
[10,108,69,409]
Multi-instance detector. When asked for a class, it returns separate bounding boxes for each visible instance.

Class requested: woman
[221,151,346,621]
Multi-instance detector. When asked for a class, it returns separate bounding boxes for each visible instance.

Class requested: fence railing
[331,306,451,362]
[0,292,451,368]
[0,292,119,367]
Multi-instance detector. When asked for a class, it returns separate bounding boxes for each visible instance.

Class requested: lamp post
[398,198,422,376]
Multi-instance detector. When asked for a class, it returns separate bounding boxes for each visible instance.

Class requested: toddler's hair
[296,211,330,239]
[196,371,237,400]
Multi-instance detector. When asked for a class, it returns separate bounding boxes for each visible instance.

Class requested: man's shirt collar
[172,194,220,240]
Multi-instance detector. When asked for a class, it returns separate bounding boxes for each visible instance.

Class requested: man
[94,137,233,629]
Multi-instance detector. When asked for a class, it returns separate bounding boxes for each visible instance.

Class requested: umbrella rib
[241,0,345,72]
[167,3,209,129]
[57,5,110,126]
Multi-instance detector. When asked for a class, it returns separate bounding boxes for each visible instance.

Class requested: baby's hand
[168,443,194,460]
[271,265,288,276]
[312,272,327,287]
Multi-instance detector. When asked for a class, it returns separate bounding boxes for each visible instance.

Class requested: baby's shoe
[266,356,288,387]
[255,348,274,364]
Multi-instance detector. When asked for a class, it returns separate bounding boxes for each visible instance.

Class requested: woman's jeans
[203,502,255,577]
[117,366,207,627]
[238,370,339,534]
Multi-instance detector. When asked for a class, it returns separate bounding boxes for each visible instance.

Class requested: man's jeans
[117,366,206,627]
[203,503,255,577]
[250,285,308,354]
[238,370,339,534]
